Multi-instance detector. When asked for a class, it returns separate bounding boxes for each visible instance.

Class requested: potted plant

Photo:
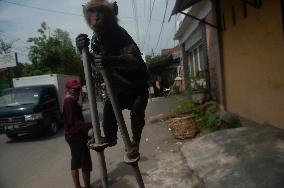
[190,71,207,104]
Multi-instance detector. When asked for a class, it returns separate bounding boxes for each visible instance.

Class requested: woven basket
[169,116,197,139]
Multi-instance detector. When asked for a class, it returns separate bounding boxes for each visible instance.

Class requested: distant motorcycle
[163,88,171,97]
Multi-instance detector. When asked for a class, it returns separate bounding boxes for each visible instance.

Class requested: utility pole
[7,68,12,88]
[15,52,19,66]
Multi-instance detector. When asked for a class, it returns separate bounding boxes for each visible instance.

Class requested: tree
[24,22,84,81]
[145,54,164,63]
[0,37,16,90]
[0,38,14,55]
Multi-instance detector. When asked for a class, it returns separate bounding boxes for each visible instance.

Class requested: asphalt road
[0,97,181,188]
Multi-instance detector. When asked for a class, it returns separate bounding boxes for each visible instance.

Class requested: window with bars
[187,44,204,77]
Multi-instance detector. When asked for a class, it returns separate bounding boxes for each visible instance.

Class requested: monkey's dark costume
[91,25,149,147]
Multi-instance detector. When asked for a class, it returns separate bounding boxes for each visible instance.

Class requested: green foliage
[0,38,14,55]
[169,99,241,133]
[190,71,206,92]
[204,112,241,132]
[150,99,192,124]
[0,75,10,92]
[172,99,193,115]
[145,54,164,63]
[23,22,84,80]
[192,104,240,133]
[193,105,218,133]
[0,36,24,90]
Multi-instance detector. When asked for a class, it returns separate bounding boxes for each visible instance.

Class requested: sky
[0,0,180,64]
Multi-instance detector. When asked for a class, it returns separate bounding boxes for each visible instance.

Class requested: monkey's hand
[76,34,90,53]
[93,54,116,69]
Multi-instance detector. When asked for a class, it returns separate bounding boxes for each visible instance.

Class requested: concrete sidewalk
[142,97,204,188]
[83,97,284,188]
[86,96,194,188]
[181,123,284,188]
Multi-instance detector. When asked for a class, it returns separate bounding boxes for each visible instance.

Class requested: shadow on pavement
[5,129,64,144]
[92,156,149,188]
[182,124,284,188]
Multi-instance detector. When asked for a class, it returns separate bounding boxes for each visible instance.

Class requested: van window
[0,88,40,107]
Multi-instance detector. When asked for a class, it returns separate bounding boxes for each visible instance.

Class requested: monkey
[76,0,149,161]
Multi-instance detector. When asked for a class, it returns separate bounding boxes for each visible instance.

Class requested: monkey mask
[83,0,118,32]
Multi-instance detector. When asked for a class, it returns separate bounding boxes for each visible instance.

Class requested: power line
[1,50,28,58]
[141,0,151,51]
[0,31,31,48]
[131,0,141,46]
[13,51,28,58]
[0,31,19,41]
[155,0,169,52]
[12,46,30,52]
[0,0,83,17]
[142,0,156,50]
[120,16,162,23]
[144,0,156,48]
[165,14,179,48]
[0,0,145,26]
[141,0,146,48]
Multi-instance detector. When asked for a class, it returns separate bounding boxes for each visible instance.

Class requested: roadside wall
[205,11,221,101]
[219,0,284,128]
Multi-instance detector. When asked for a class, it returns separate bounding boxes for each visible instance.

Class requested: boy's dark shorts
[67,135,92,172]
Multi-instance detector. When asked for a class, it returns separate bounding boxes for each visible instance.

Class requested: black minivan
[0,85,61,139]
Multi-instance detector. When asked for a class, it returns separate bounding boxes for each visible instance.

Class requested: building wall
[175,0,212,94]
[205,11,221,101]
[219,0,284,128]
[181,43,191,93]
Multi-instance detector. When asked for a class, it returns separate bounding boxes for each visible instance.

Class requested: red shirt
[63,96,90,140]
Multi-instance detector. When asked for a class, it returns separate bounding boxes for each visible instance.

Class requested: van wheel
[6,133,18,140]
[48,119,59,135]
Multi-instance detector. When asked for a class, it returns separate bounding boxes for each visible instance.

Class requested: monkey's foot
[103,137,117,147]
[124,149,140,165]
[88,142,109,152]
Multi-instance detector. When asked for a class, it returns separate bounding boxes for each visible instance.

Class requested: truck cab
[0,85,61,139]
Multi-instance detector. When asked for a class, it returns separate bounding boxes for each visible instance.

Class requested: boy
[63,79,92,188]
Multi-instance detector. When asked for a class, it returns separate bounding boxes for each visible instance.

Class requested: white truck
[0,74,80,139]
[13,74,80,111]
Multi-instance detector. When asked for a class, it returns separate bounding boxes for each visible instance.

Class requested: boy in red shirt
[63,80,92,188]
